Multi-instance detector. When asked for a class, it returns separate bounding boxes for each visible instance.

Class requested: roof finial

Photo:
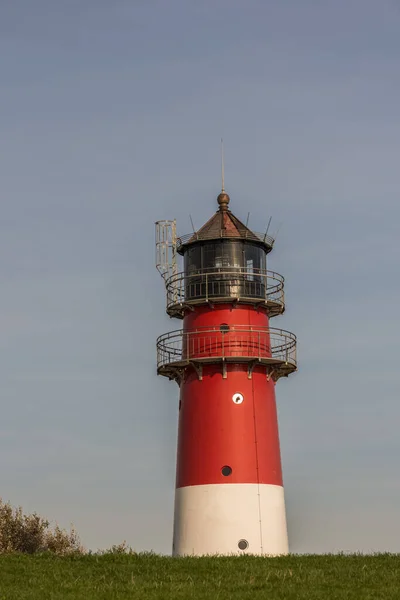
[217,138,230,211]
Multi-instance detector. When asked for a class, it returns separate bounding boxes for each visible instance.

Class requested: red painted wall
[182,304,273,361]
[175,364,283,488]
[183,303,269,330]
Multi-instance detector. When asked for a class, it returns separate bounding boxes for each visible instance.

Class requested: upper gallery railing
[164,268,285,318]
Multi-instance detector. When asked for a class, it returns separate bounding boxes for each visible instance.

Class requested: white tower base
[172,483,288,556]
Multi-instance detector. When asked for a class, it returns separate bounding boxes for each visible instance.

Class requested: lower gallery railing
[157,326,297,373]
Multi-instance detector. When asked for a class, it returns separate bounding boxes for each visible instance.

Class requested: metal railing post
[265,272,268,302]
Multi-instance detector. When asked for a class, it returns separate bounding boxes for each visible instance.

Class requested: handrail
[176,231,275,250]
[164,268,285,317]
[157,325,297,373]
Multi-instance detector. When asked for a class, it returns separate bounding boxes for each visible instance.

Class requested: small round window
[232,393,244,404]
[238,539,249,550]
[221,465,232,476]
[220,323,230,334]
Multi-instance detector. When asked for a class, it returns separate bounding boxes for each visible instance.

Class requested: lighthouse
[155,185,297,556]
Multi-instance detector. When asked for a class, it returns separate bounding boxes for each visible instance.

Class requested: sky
[0,0,400,554]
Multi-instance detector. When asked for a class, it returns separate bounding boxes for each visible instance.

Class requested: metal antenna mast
[221,138,225,192]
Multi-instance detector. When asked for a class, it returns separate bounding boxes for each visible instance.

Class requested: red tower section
[156,190,297,556]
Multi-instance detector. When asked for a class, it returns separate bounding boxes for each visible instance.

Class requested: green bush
[0,498,83,555]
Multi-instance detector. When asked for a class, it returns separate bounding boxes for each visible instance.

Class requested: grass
[0,553,399,599]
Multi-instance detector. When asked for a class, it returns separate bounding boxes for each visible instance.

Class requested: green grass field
[0,553,399,599]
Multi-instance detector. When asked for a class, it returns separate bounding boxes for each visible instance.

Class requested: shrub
[100,541,135,555]
[0,498,84,555]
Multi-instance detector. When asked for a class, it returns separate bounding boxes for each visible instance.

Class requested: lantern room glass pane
[244,244,266,272]
[184,241,267,302]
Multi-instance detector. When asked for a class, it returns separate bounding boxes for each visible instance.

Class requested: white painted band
[173,483,288,556]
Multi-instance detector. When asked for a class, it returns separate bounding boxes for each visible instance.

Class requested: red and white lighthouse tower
[155,186,297,556]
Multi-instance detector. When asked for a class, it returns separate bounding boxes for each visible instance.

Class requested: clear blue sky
[1,0,399,554]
